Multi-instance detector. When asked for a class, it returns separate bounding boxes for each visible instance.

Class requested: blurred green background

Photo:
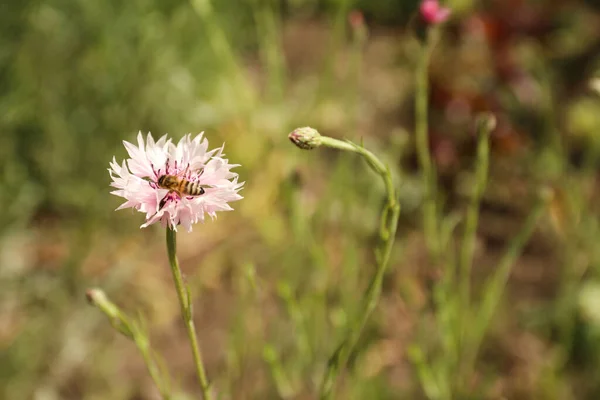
[3,0,600,398]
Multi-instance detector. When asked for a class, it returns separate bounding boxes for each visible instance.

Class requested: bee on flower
[109,132,244,232]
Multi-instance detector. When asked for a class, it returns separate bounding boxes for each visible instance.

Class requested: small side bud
[475,112,497,135]
[288,127,322,150]
[86,288,106,305]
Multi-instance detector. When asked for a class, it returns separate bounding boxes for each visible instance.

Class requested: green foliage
[2,0,600,399]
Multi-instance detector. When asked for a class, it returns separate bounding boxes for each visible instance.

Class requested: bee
[157,175,206,196]
[156,174,207,209]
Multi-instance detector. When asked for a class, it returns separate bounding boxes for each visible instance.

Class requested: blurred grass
[3,0,600,399]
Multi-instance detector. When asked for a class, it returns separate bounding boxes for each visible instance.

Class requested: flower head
[288,127,322,150]
[419,0,451,26]
[109,132,243,232]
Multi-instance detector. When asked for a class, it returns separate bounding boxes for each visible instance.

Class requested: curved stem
[166,228,213,400]
[316,137,400,399]
[87,288,172,399]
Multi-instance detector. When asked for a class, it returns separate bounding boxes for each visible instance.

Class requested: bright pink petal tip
[420,0,451,25]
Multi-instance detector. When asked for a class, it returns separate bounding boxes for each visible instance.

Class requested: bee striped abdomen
[178,180,203,196]
[191,181,203,195]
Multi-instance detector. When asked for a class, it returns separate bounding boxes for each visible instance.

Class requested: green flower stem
[316,136,400,399]
[263,344,295,398]
[415,33,439,258]
[86,289,171,399]
[458,114,495,347]
[319,137,395,207]
[166,228,213,400]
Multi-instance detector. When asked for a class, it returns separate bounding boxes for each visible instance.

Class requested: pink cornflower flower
[419,0,451,25]
[109,132,243,232]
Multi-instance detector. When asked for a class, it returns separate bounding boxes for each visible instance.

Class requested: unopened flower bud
[86,288,106,305]
[288,127,322,150]
[419,0,451,26]
[349,10,364,29]
[348,10,367,43]
[475,112,497,135]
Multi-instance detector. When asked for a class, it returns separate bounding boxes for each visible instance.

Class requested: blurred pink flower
[109,132,243,232]
[420,0,451,25]
[348,10,364,29]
